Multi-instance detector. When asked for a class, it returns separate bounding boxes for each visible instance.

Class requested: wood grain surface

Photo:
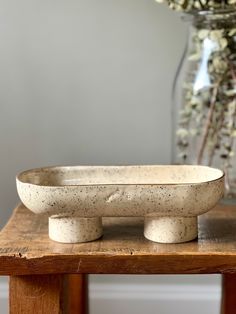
[1,203,236,275]
[221,274,236,314]
[67,274,88,314]
[9,275,65,314]
[9,273,88,314]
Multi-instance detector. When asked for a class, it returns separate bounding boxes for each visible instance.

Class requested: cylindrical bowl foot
[49,216,103,243]
[144,216,198,243]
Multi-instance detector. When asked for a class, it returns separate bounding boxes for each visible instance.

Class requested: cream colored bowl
[16,165,224,244]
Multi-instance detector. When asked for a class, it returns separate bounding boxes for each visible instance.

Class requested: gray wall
[0,0,185,226]
[0,1,221,313]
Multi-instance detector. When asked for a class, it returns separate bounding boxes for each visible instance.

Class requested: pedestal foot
[144,216,198,243]
[49,216,103,243]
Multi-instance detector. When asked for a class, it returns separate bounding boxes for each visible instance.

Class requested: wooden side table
[0,204,236,313]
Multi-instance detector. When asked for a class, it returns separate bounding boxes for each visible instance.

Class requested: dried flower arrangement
[155,0,236,12]
[155,0,236,196]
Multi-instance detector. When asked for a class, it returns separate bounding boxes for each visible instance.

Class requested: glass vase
[173,9,236,199]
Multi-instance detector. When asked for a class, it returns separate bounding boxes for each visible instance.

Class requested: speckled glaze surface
[16,165,224,244]
[49,216,103,243]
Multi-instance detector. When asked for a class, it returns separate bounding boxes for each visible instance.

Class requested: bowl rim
[16,164,225,188]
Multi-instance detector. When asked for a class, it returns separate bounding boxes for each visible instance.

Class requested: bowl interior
[17,165,224,187]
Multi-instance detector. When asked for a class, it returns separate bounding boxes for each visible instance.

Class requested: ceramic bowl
[16,165,224,244]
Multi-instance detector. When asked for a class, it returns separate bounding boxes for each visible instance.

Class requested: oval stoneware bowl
[16,165,224,244]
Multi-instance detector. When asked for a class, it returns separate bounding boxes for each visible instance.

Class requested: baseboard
[0,282,8,299]
[89,282,221,314]
[0,281,222,314]
[90,282,221,300]
[0,282,8,314]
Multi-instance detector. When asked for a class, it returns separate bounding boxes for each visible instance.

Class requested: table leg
[10,275,66,314]
[9,274,88,314]
[67,274,88,314]
[221,274,236,314]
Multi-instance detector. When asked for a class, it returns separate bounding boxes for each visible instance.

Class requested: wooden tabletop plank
[0,203,236,275]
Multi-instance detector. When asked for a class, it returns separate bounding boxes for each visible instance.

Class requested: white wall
[0,1,221,313]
